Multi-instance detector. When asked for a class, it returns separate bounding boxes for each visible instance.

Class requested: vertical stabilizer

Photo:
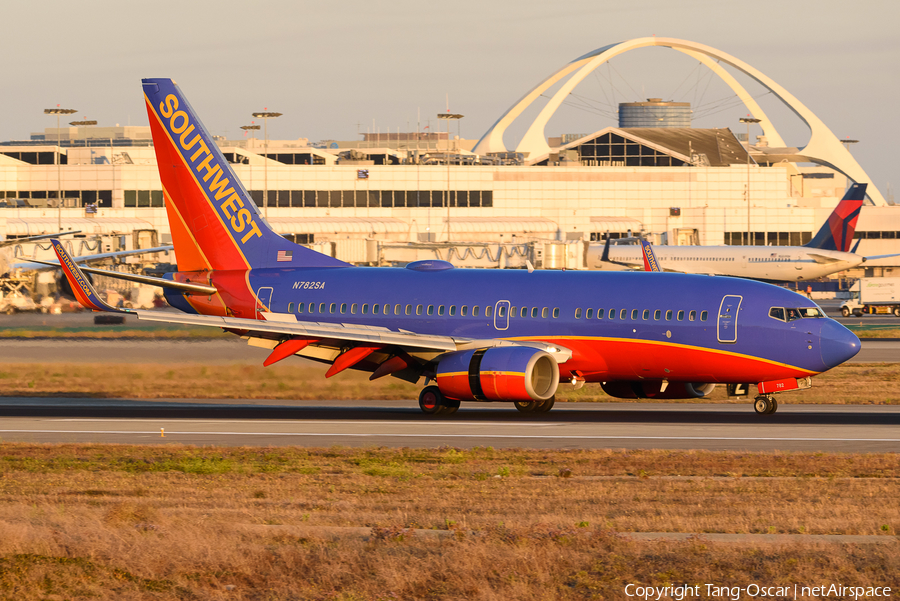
[640,239,661,272]
[142,78,348,271]
[805,183,867,252]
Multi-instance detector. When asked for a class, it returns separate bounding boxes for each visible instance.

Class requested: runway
[2,399,898,452]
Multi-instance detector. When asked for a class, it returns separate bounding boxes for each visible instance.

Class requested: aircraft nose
[819,319,860,369]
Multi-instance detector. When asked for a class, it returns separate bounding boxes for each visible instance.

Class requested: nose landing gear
[753,395,778,415]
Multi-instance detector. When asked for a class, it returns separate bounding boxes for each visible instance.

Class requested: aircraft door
[256,287,273,319]
[717,295,742,343]
[494,300,510,331]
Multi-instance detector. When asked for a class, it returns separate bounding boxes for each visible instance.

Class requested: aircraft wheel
[753,396,771,415]
[534,396,556,413]
[841,307,850,317]
[766,397,779,414]
[441,397,460,415]
[418,386,445,415]
[514,400,537,413]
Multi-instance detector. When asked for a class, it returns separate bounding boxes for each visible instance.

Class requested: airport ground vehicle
[841,278,900,317]
[51,78,862,416]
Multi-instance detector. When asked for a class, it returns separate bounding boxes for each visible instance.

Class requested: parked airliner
[590,183,897,281]
[51,78,861,416]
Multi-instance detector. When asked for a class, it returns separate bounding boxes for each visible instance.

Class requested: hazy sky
[3,0,897,197]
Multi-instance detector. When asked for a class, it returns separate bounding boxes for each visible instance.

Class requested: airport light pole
[739,117,760,245]
[252,111,281,219]
[45,107,77,230]
[437,112,463,242]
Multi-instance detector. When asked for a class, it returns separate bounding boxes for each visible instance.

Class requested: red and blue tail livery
[52,78,862,417]
[806,183,866,252]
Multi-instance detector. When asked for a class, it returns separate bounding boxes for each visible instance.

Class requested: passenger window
[654,310,661,320]
[510,306,517,317]
[298,303,304,314]
[586,308,593,319]
[531,307,538,318]
[642,309,649,320]
[552,308,559,318]
[351,303,357,314]
[498,306,506,317]
[598,309,605,319]
[541,307,549,318]
[383,304,390,315]
[395,304,402,315]
[416,305,423,316]
[449,305,456,316]
[575,308,583,319]
[372,304,379,315]
[319,303,326,313]
[427,305,434,316]
[329,303,336,314]
[308,303,315,314]
[461,305,468,316]
[362,304,369,315]
[438,305,445,316]
[520,307,527,318]
[631,309,638,320]
[665,310,673,320]
[473,306,480,317]
[341,303,348,314]
[288,302,294,313]
[689,310,696,321]
[609,309,616,320]
[485,306,493,317]
[701,310,708,321]
[405,304,412,315]
[620,309,627,320]
[677,310,684,321]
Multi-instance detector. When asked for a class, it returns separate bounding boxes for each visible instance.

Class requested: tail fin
[142,78,348,271]
[640,239,661,272]
[805,183,867,252]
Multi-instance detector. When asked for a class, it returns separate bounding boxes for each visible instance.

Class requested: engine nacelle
[601,381,716,400]
[436,347,559,402]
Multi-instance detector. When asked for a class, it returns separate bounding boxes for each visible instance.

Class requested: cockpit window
[769,306,825,322]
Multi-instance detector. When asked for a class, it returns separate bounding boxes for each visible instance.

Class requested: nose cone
[819,319,860,369]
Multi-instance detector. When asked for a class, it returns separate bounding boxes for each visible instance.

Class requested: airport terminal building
[1,37,898,278]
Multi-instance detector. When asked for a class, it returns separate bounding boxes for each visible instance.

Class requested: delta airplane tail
[805,183,867,252]
[141,78,347,272]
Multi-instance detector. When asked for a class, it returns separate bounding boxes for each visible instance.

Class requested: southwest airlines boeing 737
[51,78,862,416]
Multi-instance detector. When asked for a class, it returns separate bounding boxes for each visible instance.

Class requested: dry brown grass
[1,361,899,404]
[0,445,898,599]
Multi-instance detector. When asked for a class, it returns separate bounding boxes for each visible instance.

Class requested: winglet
[640,240,661,272]
[600,235,612,263]
[50,239,126,313]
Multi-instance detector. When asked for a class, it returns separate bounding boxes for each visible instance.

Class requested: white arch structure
[473,37,885,206]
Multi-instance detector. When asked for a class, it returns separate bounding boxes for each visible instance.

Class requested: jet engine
[601,381,716,399]
[435,347,559,402]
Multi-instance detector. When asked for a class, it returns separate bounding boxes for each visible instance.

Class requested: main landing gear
[753,395,778,415]
[418,386,460,415]
[514,397,556,413]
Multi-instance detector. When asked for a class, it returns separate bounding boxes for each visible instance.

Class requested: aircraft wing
[50,239,570,367]
[1,230,82,248]
[11,244,174,272]
[806,253,844,264]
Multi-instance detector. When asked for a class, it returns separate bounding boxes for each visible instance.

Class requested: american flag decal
[277,250,293,262]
